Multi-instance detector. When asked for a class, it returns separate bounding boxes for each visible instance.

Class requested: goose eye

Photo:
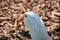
[25,15,27,17]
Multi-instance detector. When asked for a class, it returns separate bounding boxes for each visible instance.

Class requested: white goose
[20,11,49,40]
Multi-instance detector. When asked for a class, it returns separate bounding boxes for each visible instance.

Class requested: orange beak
[19,14,24,22]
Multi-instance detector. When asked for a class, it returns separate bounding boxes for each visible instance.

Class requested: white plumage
[20,11,49,40]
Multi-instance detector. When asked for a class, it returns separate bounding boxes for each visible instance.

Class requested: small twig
[0,17,12,20]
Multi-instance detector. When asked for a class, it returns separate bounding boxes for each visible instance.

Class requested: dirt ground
[0,0,60,40]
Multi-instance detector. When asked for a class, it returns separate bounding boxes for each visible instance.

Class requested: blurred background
[0,0,60,40]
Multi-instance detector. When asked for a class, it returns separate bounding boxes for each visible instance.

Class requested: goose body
[20,11,49,40]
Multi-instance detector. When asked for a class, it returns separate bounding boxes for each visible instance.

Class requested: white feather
[24,11,49,40]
